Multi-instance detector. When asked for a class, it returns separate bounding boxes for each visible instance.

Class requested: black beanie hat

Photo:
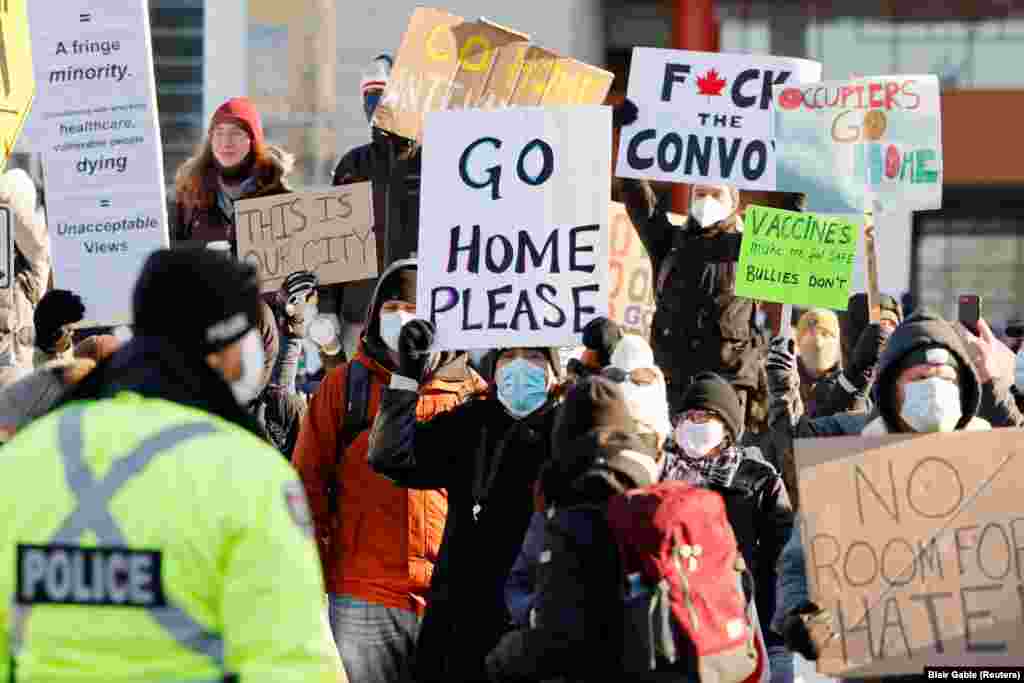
[552,376,634,459]
[133,247,261,355]
[568,428,660,502]
[678,372,744,441]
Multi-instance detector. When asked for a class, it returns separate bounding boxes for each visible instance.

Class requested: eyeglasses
[602,366,660,386]
[677,410,718,424]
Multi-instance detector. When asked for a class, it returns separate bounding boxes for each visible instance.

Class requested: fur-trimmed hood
[0,169,49,286]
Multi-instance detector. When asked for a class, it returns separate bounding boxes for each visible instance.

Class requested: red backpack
[604,481,766,683]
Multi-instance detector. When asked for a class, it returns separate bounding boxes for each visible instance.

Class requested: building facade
[16,1,1024,327]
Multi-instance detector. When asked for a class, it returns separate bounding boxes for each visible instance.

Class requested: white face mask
[293,302,318,338]
[676,419,726,458]
[899,377,962,433]
[379,311,415,353]
[303,338,323,376]
[230,329,265,405]
[1015,348,1024,389]
[689,196,731,228]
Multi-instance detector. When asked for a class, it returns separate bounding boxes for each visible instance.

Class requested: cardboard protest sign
[794,430,1024,677]
[28,0,168,326]
[734,205,859,310]
[418,106,610,350]
[236,184,377,293]
[607,202,684,339]
[616,48,822,190]
[0,0,34,170]
[373,7,613,142]
[773,75,943,213]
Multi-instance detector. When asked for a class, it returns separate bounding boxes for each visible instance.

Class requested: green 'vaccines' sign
[734,205,859,310]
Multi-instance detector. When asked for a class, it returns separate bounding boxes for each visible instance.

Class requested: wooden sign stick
[864,197,881,323]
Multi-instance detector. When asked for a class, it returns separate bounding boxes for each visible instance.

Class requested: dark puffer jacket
[333,131,421,269]
[330,131,422,326]
[368,383,561,682]
[661,444,793,654]
[621,179,758,411]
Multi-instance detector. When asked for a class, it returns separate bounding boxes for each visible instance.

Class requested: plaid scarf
[661,444,744,489]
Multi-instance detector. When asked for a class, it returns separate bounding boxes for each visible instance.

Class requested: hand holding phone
[958,295,982,336]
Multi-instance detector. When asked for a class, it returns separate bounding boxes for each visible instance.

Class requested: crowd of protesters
[0,49,1021,683]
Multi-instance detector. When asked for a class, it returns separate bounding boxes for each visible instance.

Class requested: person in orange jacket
[293,258,485,683]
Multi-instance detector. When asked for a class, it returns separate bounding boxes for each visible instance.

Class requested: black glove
[765,335,796,398]
[582,317,622,367]
[612,98,639,128]
[843,322,890,392]
[34,289,85,353]
[397,318,434,382]
[566,357,592,380]
[781,601,833,661]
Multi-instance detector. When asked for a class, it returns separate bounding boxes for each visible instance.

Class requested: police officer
[0,248,340,682]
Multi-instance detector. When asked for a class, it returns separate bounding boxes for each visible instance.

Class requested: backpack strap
[327,360,372,518]
[339,359,372,457]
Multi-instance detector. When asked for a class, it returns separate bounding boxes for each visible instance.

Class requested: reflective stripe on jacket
[0,393,330,682]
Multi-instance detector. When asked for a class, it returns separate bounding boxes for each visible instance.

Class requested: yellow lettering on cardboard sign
[425,24,451,62]
[425,28,497,73]
[459,35,493,72]
[505,46,528,89]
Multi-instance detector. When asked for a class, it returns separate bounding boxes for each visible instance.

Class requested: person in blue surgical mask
[368,330,564,683]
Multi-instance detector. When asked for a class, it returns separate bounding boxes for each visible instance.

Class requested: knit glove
[842,323,890,393]
[781,601,834,662]
[34,290,85,353]
[765,335,796,399]
[582,316,623,367]
[397,319,434,383]
[612,98,639,128]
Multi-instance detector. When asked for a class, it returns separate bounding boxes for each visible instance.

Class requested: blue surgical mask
[496,358,549,419]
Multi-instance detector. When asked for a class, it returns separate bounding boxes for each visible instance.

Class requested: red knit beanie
[211,97,264,148]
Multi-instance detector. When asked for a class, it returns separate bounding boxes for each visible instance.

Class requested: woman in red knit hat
[174,97,295,243]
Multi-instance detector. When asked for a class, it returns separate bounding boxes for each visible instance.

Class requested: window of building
[150,0,204,199]
[914,206,1024,329]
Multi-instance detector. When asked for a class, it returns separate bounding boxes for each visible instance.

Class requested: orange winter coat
[294,348,485,615]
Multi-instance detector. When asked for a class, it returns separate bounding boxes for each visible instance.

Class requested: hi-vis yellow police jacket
[0,393,336,682]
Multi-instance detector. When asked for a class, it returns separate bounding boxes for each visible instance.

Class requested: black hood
[874,308,980,432]
[361,258,417,368]
[361,258,464,372]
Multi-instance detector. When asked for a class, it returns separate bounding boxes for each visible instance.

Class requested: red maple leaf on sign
[696,68,727,96]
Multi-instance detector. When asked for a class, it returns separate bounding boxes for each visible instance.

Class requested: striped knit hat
[361,54,393,122]
[360,54,392,96]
